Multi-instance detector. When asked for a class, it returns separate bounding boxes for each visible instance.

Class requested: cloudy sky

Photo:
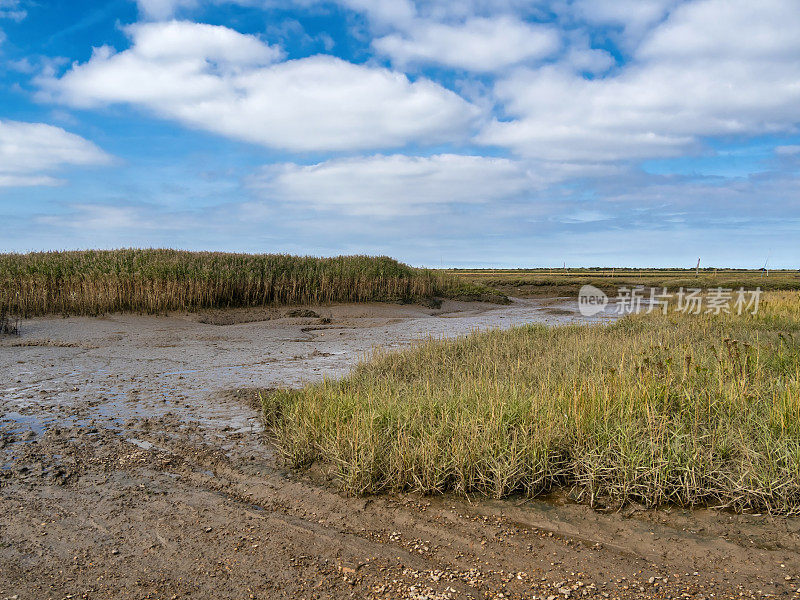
[1,0,798,267]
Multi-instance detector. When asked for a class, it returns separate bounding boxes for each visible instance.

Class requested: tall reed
[0,249,499,316]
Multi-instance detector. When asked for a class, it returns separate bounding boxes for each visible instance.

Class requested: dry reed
[0,249,501,317]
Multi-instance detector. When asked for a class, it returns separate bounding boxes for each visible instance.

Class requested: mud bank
[1,298,798,600]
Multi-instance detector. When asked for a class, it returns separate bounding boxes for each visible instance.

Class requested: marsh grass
[264,292,800,514]
[0,249,501,317]
[453,269,800,297]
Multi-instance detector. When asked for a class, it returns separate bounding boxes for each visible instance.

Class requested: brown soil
[1,299,798,600]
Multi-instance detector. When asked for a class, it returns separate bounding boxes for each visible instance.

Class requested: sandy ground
[1,298,798,600]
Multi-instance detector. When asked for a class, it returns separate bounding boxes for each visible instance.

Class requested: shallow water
[0,297,617,444]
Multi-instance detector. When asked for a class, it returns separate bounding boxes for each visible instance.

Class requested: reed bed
[0,249,500,317]
[264,292,800,514]
[453,269,800,297]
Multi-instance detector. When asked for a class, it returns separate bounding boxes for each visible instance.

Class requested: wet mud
[1,299,798,599]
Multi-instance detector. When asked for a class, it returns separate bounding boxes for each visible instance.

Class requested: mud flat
[1,298,798,599]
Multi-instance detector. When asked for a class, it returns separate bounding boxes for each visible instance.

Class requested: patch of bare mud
[2,423,798,600]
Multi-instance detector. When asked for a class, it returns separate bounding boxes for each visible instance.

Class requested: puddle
[1,412,48,436]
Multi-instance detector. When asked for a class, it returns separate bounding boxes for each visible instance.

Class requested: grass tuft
[264,292,800,514]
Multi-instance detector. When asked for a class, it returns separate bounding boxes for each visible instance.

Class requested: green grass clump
[264,292,800,514]
[0,249,501,317]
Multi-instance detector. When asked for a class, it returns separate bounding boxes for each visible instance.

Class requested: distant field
[265,291,800,514]
[448,268,800,297]
[0,249,503,317]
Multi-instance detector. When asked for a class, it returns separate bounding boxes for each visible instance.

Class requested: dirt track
[1,299,799,600]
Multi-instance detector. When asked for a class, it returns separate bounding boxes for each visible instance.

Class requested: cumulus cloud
[637,0,799,61]
[41,20,479,152]
[250,154,534,216]
[480,0,800,162]
[337,0,560,72]
[571,0,680,44]
[373,16,560,72]
[560,33,616,74]
[6,0,799,265]
[0,120,111,187]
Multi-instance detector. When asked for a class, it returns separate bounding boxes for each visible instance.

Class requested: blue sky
[0,0,798,268]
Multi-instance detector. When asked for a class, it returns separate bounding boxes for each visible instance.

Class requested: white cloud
[0,120,111,187]
[337,0,559,73]
[637,0,800,61]
[137,0,198,20]
[573,0,678,32]
[0,174,62,187]
[0,0,26,21]
[373,16,560,72]
[339,0,544,25]
[480,0,800,162]
[41,20,479,152]
[251,154,534,216]
[37,204,159,230]
[338,0,416,27]
[775,145,800,156]
[131,19,280,64]
[560,33,615,74]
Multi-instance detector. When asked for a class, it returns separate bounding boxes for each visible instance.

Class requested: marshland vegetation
[452,268,800,298]
[0,249,501,317]
[264,292,800,514]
